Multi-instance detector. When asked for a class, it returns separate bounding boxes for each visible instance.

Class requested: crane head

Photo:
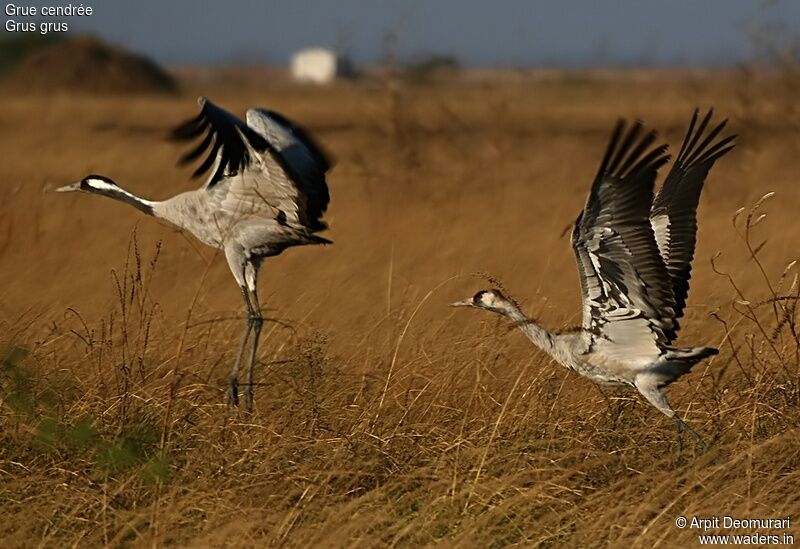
[56,175,118,193]
[451,289,513,314]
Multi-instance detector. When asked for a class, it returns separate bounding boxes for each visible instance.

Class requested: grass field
[1,69,799,547]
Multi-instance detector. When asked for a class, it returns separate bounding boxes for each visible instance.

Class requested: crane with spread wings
[453,110,735,450]
[58,97,332,411]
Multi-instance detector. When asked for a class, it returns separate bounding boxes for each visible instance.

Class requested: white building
[290,47,342,84]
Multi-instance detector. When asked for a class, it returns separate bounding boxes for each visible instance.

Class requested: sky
[12,0,800,67]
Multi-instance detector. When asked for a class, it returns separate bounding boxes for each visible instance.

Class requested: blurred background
[28,0,800,64]
[2,0,799,89]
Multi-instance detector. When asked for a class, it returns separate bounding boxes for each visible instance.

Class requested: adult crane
[57,97,332,411]
[453,110,735,450]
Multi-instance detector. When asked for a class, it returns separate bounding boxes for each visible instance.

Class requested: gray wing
[246,108,331,232]
[572,120,675,362]
[170,97,331,233]
[650,109,736,329]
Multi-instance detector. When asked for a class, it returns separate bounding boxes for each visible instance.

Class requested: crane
[57,97,332,412]
[452,110,735,450]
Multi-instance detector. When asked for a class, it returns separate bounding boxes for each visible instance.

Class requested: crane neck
[503,305,557,358]
[86,181,156,216]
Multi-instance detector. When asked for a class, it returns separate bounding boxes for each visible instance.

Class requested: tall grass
[1,195,798,547]
[1,72,799,546]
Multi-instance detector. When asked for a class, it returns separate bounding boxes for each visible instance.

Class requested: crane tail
[309,235,332,245]
[664,346,719,362]
[645,347,719,388]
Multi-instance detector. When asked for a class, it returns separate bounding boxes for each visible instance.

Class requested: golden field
[1,69,799,547]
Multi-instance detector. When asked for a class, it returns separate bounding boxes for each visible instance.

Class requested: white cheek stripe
[87,179,118,192]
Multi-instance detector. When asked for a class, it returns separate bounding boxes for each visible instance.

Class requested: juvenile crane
[57,97,332,411]
[453,110,735,449]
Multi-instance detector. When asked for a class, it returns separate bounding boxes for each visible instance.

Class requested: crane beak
[450,298,474,308]
[55,182,81,193]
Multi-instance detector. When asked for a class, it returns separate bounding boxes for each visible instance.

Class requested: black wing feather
[651,109,736,324]
[170,97,268,187]
[574,119,676,343]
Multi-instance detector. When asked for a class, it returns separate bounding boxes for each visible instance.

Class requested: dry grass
[1,70,799,547]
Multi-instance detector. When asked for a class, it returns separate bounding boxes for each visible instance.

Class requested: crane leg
[244,283,263,413]
[229,285,255,407]
[635,373,708,457]
[673,416,708,454]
